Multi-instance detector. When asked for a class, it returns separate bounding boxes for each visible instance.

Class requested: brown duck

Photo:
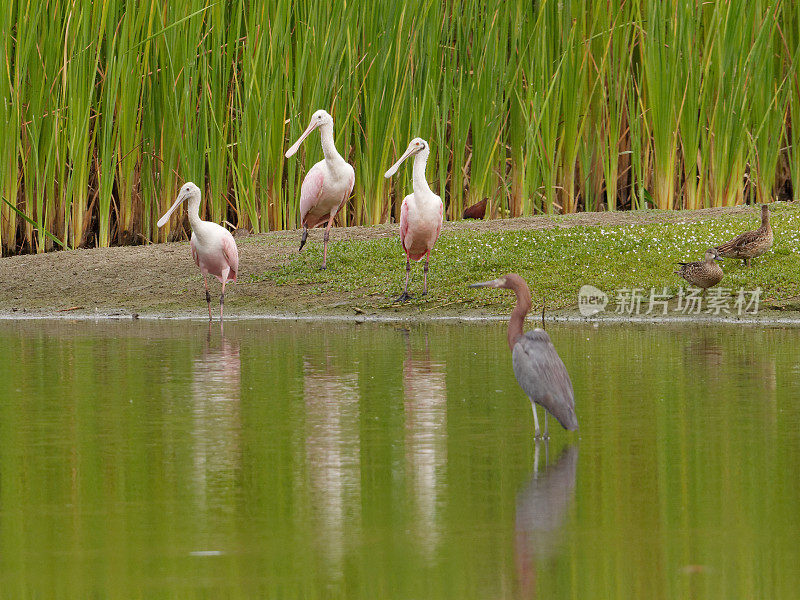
[714,204,773,267]
[675,248,724,290]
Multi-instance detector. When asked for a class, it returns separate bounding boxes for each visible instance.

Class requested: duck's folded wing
[717,230,758,252]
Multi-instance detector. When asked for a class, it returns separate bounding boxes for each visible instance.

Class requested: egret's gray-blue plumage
[512,329,578,431]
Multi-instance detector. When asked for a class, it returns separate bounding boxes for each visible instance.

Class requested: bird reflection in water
[303,356,362,577]
[191,323,242,512]
[515,444,578,598]
[402,330,447,558]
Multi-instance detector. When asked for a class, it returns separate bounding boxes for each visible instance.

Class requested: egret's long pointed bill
[285,121,318,158]
[157,193,187,228]
[469,278,503,289]
[384,146,417,178]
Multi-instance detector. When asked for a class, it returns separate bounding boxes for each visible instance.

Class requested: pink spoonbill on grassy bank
[384,138,443,303]
[469,274,578,439]
[157,182,239,322]
[285,109,355,270]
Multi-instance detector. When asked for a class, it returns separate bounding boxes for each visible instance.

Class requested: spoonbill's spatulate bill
[384,138,444,303]
[285,109,355,270]
[469,274,578,439]
[157,182,239,322]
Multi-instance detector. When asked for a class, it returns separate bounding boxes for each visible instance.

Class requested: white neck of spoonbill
[319,123,343,163]
[412,148,432,196]
[186,190,203,230]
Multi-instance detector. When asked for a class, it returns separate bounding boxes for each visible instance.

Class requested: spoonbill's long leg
[322,213,336,270]
[396,254,412,303]
[423,251,431,296]
[203,274,213,322]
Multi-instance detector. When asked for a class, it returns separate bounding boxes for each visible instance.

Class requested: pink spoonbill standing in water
[157,182,239,322]
[384,138,443,302]
[285,109,355,270]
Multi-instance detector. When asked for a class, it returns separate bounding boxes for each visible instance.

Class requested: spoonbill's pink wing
[299,164,325,225]
[221,231,239,282]
[399,196,410,252]
[190,237,201,268]
[337,170,355,214]
[434,200,444,244]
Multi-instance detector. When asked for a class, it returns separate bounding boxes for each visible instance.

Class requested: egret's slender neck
[187,192,203,231]
[319,124,342,162]
[507,280,533,351]
[412,149,432,196]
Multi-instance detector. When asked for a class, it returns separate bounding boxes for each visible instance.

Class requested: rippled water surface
[1,319,799,599]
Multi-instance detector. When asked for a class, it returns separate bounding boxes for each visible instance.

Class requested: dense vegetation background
[2,0,798,254]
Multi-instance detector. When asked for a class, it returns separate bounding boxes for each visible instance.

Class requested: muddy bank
[2,205,798,323]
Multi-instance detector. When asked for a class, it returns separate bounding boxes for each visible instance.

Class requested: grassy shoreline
[1,204,799,321]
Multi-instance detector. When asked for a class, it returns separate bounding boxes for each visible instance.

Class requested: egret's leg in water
[531,401,540,439]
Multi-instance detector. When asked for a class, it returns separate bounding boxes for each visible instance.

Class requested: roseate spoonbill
[714,204,773,267]
[675,248,723,290]
[157,182,239,322]
[384,138,444,302]
[469,274,578,439]
[285,109,355,270]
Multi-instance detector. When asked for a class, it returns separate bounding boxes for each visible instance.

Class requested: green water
[1,319,798,599]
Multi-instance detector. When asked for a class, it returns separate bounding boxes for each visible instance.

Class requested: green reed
[787,2,800,204]
[1,0,798,255]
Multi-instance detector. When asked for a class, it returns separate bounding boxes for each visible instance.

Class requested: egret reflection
[303,358,362,576]
[402,331,447,557]
[515,445,578,597]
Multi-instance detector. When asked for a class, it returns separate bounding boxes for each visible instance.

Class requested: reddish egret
[674,248,723,290]
[469,274,578,439]
[384,138,444,302]
[285,109,355,270]
[715,204,773,267]
[157,182,239,322]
